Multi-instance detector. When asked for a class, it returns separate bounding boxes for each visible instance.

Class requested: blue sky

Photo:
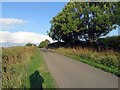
[2,2,67,34]
[0,2,119,46]
[0,2,67,46]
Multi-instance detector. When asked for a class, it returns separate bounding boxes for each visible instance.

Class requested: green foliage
[38,39,50,48]
[55,47,120,76]
[48,2,120,43]
[24,49,56,88]
[26,43,36,46]
[2,46,56,88]
[98,36,120,50]
[2,46,37,88]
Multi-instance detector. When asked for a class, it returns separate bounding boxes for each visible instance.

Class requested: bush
[38,39,50,48]
[98,36,120,50]
[26,43,36,46]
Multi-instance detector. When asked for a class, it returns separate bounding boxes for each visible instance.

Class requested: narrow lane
[41,48,118,88]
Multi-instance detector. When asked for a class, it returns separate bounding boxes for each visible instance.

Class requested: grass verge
[23,48,56,88]
[55,47,120,77]
[2,46,56,88]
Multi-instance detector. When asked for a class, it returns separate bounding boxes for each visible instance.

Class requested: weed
[55,47,120,76]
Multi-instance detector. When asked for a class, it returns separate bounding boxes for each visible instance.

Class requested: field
[55,47,120,77]
[2,46,56,88]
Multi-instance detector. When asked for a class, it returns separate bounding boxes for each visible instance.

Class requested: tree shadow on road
[29,71,44,90]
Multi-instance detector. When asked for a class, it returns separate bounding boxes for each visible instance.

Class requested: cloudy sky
[0,2,119,47]
[1,2,67,46]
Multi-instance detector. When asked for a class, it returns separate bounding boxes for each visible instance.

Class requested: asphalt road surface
[41,48,118,88]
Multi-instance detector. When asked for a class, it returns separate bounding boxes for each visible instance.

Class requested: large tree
[48,2,120,43]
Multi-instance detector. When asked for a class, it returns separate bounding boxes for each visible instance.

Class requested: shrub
[38,39,50,48]
[98,36,120,50]
[26,43,36,46]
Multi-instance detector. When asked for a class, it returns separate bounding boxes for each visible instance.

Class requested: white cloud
[0,31,54,45]
[0,18,26,25]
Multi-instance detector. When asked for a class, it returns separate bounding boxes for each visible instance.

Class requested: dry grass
[2,46,36,64]
[2,46,37,88]
[55,47,120,76]
[2,46,56,88]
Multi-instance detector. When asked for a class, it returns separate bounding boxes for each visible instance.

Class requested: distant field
[2,46,56,88]
[55,47,120,77]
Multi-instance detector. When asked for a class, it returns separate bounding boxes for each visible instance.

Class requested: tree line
[26,39,50,48]
[48,2,120,44]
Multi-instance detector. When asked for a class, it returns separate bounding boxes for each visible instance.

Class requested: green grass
[2,46,56,88]
[66,54,119,76]
[55,47,120,77]
[23,49,56,88]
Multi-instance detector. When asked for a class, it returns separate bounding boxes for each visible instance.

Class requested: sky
[2,2,67,34]
[0,2,119,47]
[0,2,67,46]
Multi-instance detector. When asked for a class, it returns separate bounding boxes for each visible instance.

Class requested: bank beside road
[2,46,56,88]
[41,48,118,88]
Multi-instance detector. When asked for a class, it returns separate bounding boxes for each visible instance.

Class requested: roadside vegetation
[38,39,50,48]
[55,47,119,77]
[26,43,36,46]
[2,46,56,88]
[47,36,120,77]
[47,2,120,77]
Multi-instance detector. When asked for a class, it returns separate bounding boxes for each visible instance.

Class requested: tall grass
[2,46,56,88]
[55,47,120,76]
[2,46,37,88]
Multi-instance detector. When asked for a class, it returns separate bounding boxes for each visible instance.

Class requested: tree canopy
[48,2,120,43]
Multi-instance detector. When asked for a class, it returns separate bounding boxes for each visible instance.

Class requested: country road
[40,48,118,88]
